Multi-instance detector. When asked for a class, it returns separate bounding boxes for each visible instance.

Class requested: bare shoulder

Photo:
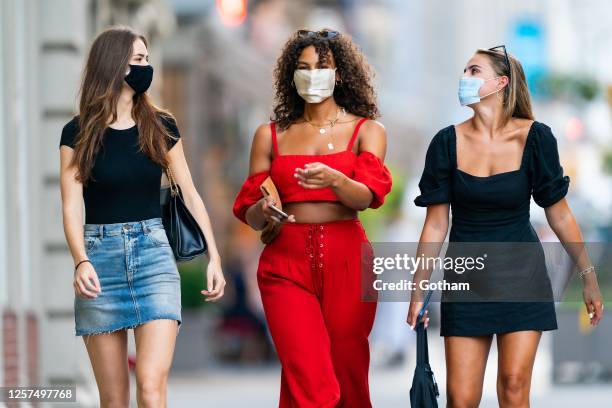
[359,118,386,142]
[506,117,536,143]
[357,118,387,157]
[251,122,274,154]
[249,123,274,174]
[253,122,272,144]
[509,117,535,131]
[361,118,386,133]
[455,119,471,133]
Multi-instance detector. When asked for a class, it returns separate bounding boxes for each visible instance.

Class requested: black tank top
[59,115,180,224]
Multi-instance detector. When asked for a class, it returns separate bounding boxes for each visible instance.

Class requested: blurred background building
[1,0,611,406]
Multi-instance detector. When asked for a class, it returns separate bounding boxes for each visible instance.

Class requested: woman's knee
[136,373,167,404]
[497,372,530,404]
[99,388,129,408]
[446,385,482,408]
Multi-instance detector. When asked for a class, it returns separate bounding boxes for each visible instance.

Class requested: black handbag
[410,290,440,407]
[160,166,207,262]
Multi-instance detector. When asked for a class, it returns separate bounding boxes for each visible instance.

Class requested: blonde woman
[408,46,604,406]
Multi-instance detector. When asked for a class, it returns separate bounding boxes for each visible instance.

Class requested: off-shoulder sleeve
[232,170,269,224]
[529,122,570,207]
[413,127,453,207]
[353,151,393,209]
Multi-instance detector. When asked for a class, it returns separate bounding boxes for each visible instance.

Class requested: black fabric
[529,122,570,207]
[161,180,207,262]
[413,121,569,336]
[124,64,154,94]
[410,321,439,407]
[413,126,454,207]
[59,114,181,224]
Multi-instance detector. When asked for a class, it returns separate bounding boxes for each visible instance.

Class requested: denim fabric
[74,217,182,337]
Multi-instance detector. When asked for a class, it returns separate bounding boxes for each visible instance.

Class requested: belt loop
[98,224,104,238]
[141,220,150,234]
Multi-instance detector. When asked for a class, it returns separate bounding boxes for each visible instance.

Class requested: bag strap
[165,166,179,196]
[418,289,433,319]
[416,320,429,366]
[416,289,433,366]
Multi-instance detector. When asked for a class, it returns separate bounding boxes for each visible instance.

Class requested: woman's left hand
[582,272,604,326]
[201,256,226,302]
[294,162,346,189]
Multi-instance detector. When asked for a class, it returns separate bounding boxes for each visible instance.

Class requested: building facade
[0,0,174,405]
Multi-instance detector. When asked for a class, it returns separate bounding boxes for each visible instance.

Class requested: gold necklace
[304,107,346,150]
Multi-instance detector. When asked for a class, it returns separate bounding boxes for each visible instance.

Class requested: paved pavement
[167,331,612,407]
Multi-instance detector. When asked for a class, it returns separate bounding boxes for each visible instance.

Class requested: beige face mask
[293,68,336,103]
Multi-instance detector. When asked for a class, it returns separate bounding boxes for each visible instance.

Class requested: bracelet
[75,259,91,272]
[578,265,595,279]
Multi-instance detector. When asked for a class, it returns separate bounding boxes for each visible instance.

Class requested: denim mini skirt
[74,217,182,337]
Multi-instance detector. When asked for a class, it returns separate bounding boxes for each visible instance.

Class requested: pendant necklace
[305,107,346,150]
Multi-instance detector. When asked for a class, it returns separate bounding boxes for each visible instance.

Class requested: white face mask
[293,68,336,103]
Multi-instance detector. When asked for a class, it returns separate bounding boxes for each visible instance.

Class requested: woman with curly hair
[233,29,392,407]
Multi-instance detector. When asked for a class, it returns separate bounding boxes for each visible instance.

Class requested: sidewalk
[167,331,612,407]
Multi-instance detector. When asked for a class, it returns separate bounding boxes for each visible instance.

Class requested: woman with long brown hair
[407,46,604,406]
[59,26,225,407]
[233,29,392,407]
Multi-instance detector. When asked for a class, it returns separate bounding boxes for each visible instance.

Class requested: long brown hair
[271,29,380,130]
[476,48,534,124]
[71,26,175,185]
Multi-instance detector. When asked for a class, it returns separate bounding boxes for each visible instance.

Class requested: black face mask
[124,64,153,93]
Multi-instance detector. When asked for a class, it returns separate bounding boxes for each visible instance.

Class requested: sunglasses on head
[488,45,511,80]
[297,29,339,39]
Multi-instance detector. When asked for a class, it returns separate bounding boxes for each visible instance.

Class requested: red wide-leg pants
[257,219,377,408]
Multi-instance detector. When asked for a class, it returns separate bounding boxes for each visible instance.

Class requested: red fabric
[232,119,393,224]
[257,219,377,407]
[353,150,393,208]
[232,170,269,224]
[270,150,357,203]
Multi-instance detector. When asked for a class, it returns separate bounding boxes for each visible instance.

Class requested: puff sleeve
[414,127,453,207]
[353,151,393,209]
[529,122,570,207]
[232,170,269,224]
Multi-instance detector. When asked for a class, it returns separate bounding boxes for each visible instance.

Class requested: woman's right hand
[407,300,430,330]
[73,261,101,299]
[260,196,295,224]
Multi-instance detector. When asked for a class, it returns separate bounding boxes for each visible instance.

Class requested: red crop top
[232,118,392,224]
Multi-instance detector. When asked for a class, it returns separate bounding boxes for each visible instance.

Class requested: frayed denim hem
[76,316,181,345]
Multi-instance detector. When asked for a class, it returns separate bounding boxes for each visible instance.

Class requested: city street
[167,332,612,407]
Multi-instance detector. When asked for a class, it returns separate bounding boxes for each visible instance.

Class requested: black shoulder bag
[160,166,207,262]
[410,289,439,407]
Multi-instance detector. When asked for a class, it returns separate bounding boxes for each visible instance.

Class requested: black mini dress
[414,121,570,336]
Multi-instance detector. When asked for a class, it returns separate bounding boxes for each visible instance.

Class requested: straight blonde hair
[476,48,534,125]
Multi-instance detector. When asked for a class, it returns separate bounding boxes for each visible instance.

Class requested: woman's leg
[133,319,179,408]
[258,270,341,408]
[496,330,541,408]
[82,330,130,408]
[321,257,377,407]
[445,334,493,408]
